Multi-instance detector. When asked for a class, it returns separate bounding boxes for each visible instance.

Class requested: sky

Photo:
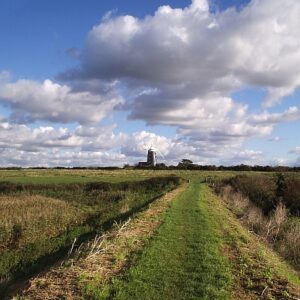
[0,0,299,167]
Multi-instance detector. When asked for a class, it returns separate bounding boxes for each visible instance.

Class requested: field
[0,169,300,299]
[0,172,180,295]
[0,168,242,184]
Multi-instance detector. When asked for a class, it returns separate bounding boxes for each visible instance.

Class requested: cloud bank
[60,0,300,157]
[1,0,300,166]
[0,79,123,124]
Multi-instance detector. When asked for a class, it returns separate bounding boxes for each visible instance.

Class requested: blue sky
[0,0,299,167]
[0,0,248,78]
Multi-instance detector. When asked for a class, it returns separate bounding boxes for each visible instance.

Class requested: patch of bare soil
[17,184,186,300]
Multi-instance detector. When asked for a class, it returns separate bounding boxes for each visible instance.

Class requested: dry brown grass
[244,205,266,235]
[220,186,289,238]
[212,186,300,299]
[266,202,288,242]
[0,195,83,248]
[220,186,250,218]
[220,185,300,275]
[279,222,300,268]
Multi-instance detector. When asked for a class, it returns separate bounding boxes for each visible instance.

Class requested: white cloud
[228,149,265,165]
[0,119,284,166]
[249,107,300,124]
[289,147,300,155]
[120,130,265,166]
[0,121,126,153]
[63,0,300,105]
[271,157,292,166]
[1,0,300,166]
[0,120,130,167]
[268,136,281,142]
[121,130,198,164]
[0,148,127,168]
[59,0,300,151]
[0,79,123,124]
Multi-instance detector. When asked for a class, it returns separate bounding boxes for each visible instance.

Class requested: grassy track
[112,182,232,300]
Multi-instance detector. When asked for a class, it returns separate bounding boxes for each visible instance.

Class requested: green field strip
[111,182,232,300]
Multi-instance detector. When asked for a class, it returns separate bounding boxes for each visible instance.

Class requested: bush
[226,175,276,214]
[282,177,300,215]
[278,221,300,268]
[219,182,300,270]
[225,174,300,216]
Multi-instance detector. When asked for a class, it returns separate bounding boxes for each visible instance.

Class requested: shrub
[279,221,300,268]
[227,175,277,214]
[282,177,300,215]
[226,174,300,217]
[219,183,300,270]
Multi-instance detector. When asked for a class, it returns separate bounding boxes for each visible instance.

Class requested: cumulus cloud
[0,79,123,124]
[0,148,127,168]
[289,147,300,155]
[120,130,262,166]
[121,130,198,164]
[228,149,265,165]
[0,119,226,166]
[249,107,300,124]
[62,0,300,106]
[0,118,279,166]
[0,120,131,167]
[58,0,300,155]
[1,0,300,166]
[0,121,191,166]
[0,121,126,153]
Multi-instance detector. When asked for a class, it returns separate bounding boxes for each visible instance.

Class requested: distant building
[137,161,149,167]
[147,147,156,167]
[138,147,157,167]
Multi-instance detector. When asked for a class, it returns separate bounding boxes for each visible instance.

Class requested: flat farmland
[0,169,156,184]
[1,169,300,299]
[0,168,244,184]
[0,171,181,297]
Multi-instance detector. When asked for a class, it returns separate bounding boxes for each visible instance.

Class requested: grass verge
[205,184,300,299]
[111,182,232,300]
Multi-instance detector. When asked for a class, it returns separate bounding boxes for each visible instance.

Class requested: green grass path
[112,182,232,300]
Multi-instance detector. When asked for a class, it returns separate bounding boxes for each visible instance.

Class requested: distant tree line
[135,160,300,172]
[0,160,299,172]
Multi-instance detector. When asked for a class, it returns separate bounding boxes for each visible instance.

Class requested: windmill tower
[137,145,164,168]
[147,147,157,167]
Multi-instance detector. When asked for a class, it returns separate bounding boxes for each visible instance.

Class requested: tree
[177,159,194,169]
[181,159,193,164]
